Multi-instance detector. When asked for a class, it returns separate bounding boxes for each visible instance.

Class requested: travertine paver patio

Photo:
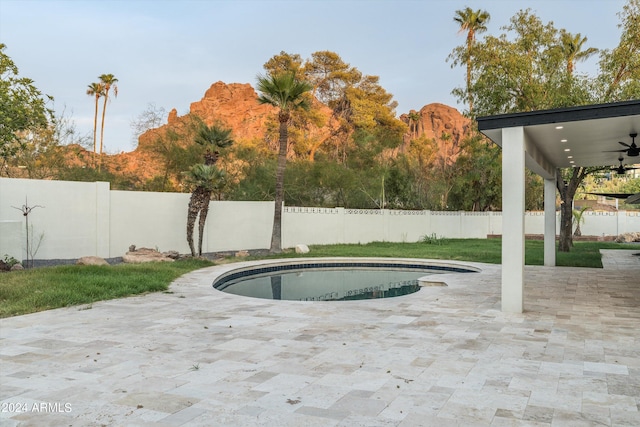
[0,250,638,426]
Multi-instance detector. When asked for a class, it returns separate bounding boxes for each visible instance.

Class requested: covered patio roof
[476,99,640,313]
[478,100,640,178]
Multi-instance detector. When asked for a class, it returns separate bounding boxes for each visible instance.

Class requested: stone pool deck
[1,250,638,426]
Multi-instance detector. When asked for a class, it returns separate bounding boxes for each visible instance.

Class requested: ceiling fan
[611,156,639,174]
[604,132,639,157]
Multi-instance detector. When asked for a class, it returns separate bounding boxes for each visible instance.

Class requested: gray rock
[162,250,180,259]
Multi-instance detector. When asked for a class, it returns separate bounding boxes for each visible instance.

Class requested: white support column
[501,127,525,313]
[544,177,557,266]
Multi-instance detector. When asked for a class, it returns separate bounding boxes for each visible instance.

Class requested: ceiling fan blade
[618,141,632,148]
[603,149,628,153]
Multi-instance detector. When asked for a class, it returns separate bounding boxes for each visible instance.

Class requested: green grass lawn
[1,239,636,318]
[249,239,636,268]
[0,258,213,318]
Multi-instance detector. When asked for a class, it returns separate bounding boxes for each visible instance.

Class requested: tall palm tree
[256,72,313,253]
[86,82,105,155]
[407,111,421,139]
[185,164,226,257]
[560,31,598,75]
[98,73,118,155]
[454,7,490,113]
[185,123,234,257]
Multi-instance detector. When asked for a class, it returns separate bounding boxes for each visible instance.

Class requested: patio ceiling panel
[478,100,640,171]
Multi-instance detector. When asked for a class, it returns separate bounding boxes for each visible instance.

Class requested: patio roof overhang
[477,100,640,178]
[476,100,640,313]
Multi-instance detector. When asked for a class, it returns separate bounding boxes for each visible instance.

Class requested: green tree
[263,51,304,78]
[98,73,118,155]
[448,135,502,211]
[0,43,53,172]
[86,82,105,154]
[9,108,90,179]
[256,72,312,253]
[449,9,615,251]
[596,0,640,101]
[186,123,234,257]
[453,7,491,113]
[138,114,197,191]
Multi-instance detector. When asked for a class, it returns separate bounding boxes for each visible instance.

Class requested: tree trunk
[197,192,211,256]
[93,96,99,155]
[99,93,108,156]
[270,115,289,253]
[187,187,207,257]
[558,198,573,251]
[556,167,586,252]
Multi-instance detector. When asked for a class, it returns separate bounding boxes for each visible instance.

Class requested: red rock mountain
[106,82,471,178]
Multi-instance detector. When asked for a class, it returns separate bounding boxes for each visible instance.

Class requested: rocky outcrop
[399,103,472,161]
[189,82,276,141]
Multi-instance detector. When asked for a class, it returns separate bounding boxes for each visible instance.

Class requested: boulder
[615,232,640,243]
[77,256,109,266]
[123,247,174,264]
[11,263,24,271]
[295,244,310,254]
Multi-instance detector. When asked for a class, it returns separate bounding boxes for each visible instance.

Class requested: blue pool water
[212,261,474,301]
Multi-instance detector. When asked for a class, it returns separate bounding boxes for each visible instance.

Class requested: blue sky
[0,0,627,153]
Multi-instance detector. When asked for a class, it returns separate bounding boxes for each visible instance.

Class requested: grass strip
[243,239,637,268]
[0,258,213,318]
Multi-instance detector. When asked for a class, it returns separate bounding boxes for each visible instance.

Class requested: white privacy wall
[0,177,638,262]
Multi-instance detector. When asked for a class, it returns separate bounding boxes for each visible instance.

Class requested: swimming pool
[212,258,477,301]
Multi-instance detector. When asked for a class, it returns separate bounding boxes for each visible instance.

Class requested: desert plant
[11,198,44,268]
[420,233,447,245]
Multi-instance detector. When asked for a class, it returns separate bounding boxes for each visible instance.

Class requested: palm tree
[185,123,234,257]
[195,123,234,165]
[572,206,589,237]
[86,82,105,155]
[185,164,226,257]
[407,111,421,139]
[256,72,313,253]
[98,74,118,155]
[454,7,490,113]
[560,31,598,75]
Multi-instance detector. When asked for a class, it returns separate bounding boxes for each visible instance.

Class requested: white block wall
[1,177,638,262]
